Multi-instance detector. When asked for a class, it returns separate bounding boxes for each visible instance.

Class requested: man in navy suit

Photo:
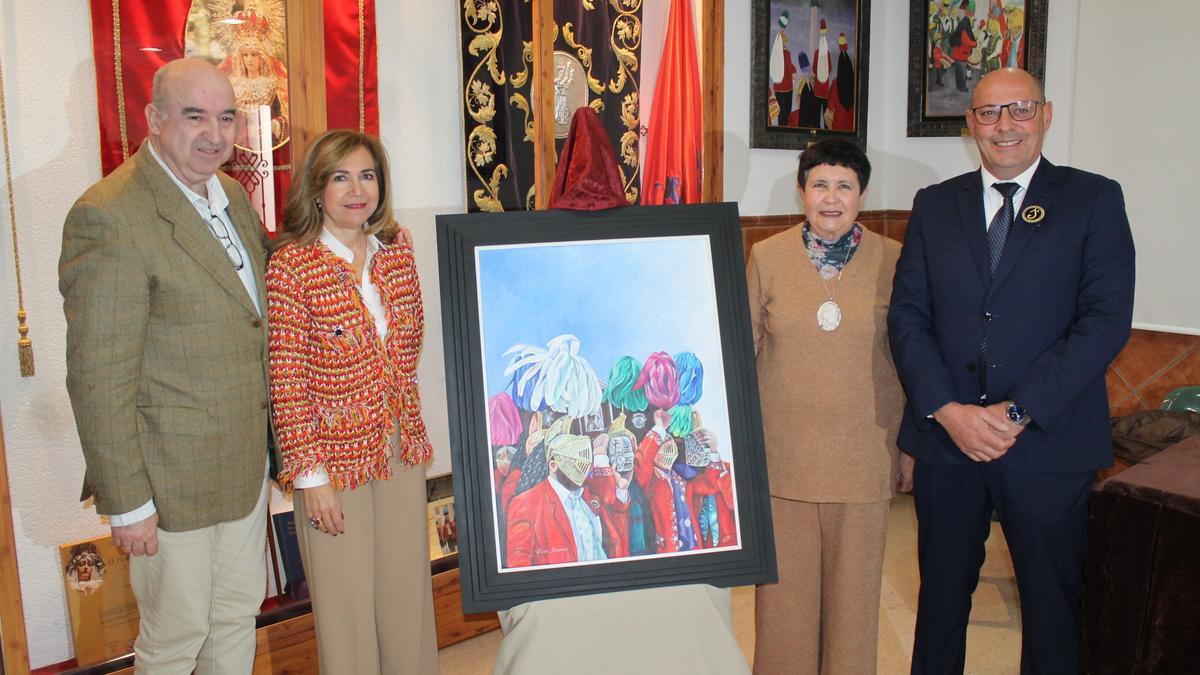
[888,68,1135,674]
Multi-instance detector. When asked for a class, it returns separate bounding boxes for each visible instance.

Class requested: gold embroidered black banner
[460,0,642,212]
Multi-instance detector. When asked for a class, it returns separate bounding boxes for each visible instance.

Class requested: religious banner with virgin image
[88,0,379,234]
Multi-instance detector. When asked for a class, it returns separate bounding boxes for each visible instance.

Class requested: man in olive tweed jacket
[60,58,270,673]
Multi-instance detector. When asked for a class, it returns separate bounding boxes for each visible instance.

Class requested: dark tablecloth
[1083,436,1200,674]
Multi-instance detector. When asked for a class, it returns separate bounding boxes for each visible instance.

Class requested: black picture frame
[750,0,872,150]
[436,203,777,613]
[907,0,1047,137]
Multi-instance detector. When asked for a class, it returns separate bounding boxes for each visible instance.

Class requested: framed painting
[437,203,777,613]
[428,496,459,560]
[750,0,872,150]
[907,0,1047,137]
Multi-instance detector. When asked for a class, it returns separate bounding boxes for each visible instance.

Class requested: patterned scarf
[802,222,863,280]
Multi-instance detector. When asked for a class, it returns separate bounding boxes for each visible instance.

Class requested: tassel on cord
[0,55,33,376]
[17,310,32,377]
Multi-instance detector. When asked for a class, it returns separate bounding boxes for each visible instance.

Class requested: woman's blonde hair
[274,129,396,249]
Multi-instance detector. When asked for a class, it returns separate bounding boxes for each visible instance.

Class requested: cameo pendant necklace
[817,268,844,331]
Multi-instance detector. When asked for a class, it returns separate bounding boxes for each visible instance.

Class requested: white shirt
[981,157,1040,231]
[112,143,263,527]
[147,140,261,314]
[292,228,388,489]
[546,470,606,561]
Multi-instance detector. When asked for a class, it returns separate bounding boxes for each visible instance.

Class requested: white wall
[377,3,465,477]
[723,1,1079,214]
[1,3,113,667]
[1071,0,1200,334]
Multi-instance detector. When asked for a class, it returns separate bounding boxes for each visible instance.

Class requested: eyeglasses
[207,213,245,271]
[968,100,1045,125]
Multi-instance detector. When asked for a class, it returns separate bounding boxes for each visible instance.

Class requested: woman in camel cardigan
[748,140,912,674]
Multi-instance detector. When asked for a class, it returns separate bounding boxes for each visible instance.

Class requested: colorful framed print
[750,0,872,150]
[437,203,777,612]
[428,496,459,560]
[907,0,1047,137]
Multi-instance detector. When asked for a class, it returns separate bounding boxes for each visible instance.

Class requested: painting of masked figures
[907,0,1047,136]
[438,203,776,612]
[751,0,872,149]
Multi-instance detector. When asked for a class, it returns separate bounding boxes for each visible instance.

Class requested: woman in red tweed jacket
[267,129,437,674]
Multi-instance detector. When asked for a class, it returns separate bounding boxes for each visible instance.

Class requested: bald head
[970,68,1044,108]
[145,58,237,194]
[150,58,233,112]
[965,67,1052,180]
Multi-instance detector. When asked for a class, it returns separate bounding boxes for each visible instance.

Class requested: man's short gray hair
[150,65,170,114]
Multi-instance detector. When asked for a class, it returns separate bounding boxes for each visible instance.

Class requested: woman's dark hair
[796,140,871,190]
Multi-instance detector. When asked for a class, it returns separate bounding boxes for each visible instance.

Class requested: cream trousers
[130,477,269,674]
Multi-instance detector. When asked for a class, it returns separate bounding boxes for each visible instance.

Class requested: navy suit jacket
[888,158,1135,472]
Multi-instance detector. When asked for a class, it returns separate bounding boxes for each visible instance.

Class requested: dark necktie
[978,182,1020,400]
[987,182,1020,275]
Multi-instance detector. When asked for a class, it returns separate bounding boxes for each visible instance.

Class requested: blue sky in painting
[475,235,732,456]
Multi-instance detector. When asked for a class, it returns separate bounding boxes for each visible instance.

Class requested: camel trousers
[754,497,890,675]
[130,477,269,674]
[294,459,439,674]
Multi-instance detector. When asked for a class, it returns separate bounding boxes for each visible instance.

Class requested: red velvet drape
[324,0,379,136]
[89,0,191,175]
[641,0,702,206]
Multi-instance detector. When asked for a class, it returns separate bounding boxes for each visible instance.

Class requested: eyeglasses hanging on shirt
[207,212,245,271]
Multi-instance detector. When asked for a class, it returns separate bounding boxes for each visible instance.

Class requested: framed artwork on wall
[750,0,872,150]
[436,203,777,613]
[907,0,1047,137]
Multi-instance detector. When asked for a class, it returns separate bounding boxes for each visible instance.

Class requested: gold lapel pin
[1021,205,1046,224]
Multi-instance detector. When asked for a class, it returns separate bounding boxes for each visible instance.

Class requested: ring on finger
[309,516,323,529]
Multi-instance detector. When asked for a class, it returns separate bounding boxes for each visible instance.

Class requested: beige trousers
[294,459,439,675]
[130,477,269,674]
[754,497,890,675]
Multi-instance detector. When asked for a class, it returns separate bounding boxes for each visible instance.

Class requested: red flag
[641,0,702,206]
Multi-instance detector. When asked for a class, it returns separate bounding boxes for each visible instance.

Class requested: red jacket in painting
[950,25,979,62]
[773,48,796,93]
[812,48,833,100]
[826,78,855,131]
[635,430,702,554]
[686,461,739,549]
[494,467,521,519]
[505,472,627,568]
[591,465,631,559]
